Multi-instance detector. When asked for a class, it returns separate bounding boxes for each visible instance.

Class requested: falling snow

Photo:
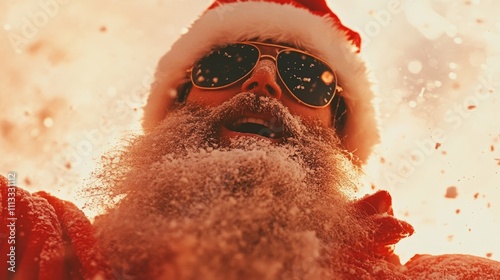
[445,186,458,199]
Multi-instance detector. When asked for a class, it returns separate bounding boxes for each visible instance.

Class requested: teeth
[232,117,273,130]
[228,117,285,139]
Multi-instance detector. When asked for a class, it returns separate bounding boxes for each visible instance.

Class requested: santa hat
[143,0,379,164]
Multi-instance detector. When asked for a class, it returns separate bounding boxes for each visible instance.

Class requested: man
[1,0,500,279]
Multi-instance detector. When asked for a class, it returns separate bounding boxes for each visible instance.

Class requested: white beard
[90,93,371,279]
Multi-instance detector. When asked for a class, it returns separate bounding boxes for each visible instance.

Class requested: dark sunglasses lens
[191,44,259,88]
[277,51,336,107]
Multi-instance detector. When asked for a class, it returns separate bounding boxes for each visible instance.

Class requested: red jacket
[1,176,499,279]
[0,176,113,280]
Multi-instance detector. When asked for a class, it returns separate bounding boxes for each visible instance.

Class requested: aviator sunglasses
[187,41,342,108]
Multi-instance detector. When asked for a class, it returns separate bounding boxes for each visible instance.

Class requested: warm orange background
[1,0,499,264]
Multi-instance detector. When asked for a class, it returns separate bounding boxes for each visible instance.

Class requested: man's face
[90,42,370,280]
[186,43,333,144]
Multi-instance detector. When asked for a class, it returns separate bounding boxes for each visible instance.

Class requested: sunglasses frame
[187,41,343,109]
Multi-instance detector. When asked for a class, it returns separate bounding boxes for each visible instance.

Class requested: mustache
[197,92,307,138]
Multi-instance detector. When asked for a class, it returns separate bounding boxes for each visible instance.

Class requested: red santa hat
[143,0,379,164]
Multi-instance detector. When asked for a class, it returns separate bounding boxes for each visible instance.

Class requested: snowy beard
[90,92,369,280]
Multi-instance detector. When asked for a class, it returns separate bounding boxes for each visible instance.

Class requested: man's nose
[241,59,283,99]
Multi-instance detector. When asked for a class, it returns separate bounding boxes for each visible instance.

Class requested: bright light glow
[321,70,335,84]
[343,0,500,264]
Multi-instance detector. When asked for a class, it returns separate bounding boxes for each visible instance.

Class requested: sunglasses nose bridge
[241,58,283,99]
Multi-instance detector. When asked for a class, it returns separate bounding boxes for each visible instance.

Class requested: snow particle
[408,60,423,74]
[43,117,54,128]
[445,186,458,199]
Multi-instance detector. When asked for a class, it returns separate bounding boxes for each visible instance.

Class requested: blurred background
[1,0,499,264]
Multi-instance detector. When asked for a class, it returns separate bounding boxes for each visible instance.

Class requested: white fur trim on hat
[143,1,380,164]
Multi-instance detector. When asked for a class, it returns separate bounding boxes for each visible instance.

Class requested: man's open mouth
[225,115,285,140]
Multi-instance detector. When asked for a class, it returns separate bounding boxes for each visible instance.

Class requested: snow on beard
[91,92,370,280]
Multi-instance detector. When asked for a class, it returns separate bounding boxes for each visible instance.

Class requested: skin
[185,44,333,141]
